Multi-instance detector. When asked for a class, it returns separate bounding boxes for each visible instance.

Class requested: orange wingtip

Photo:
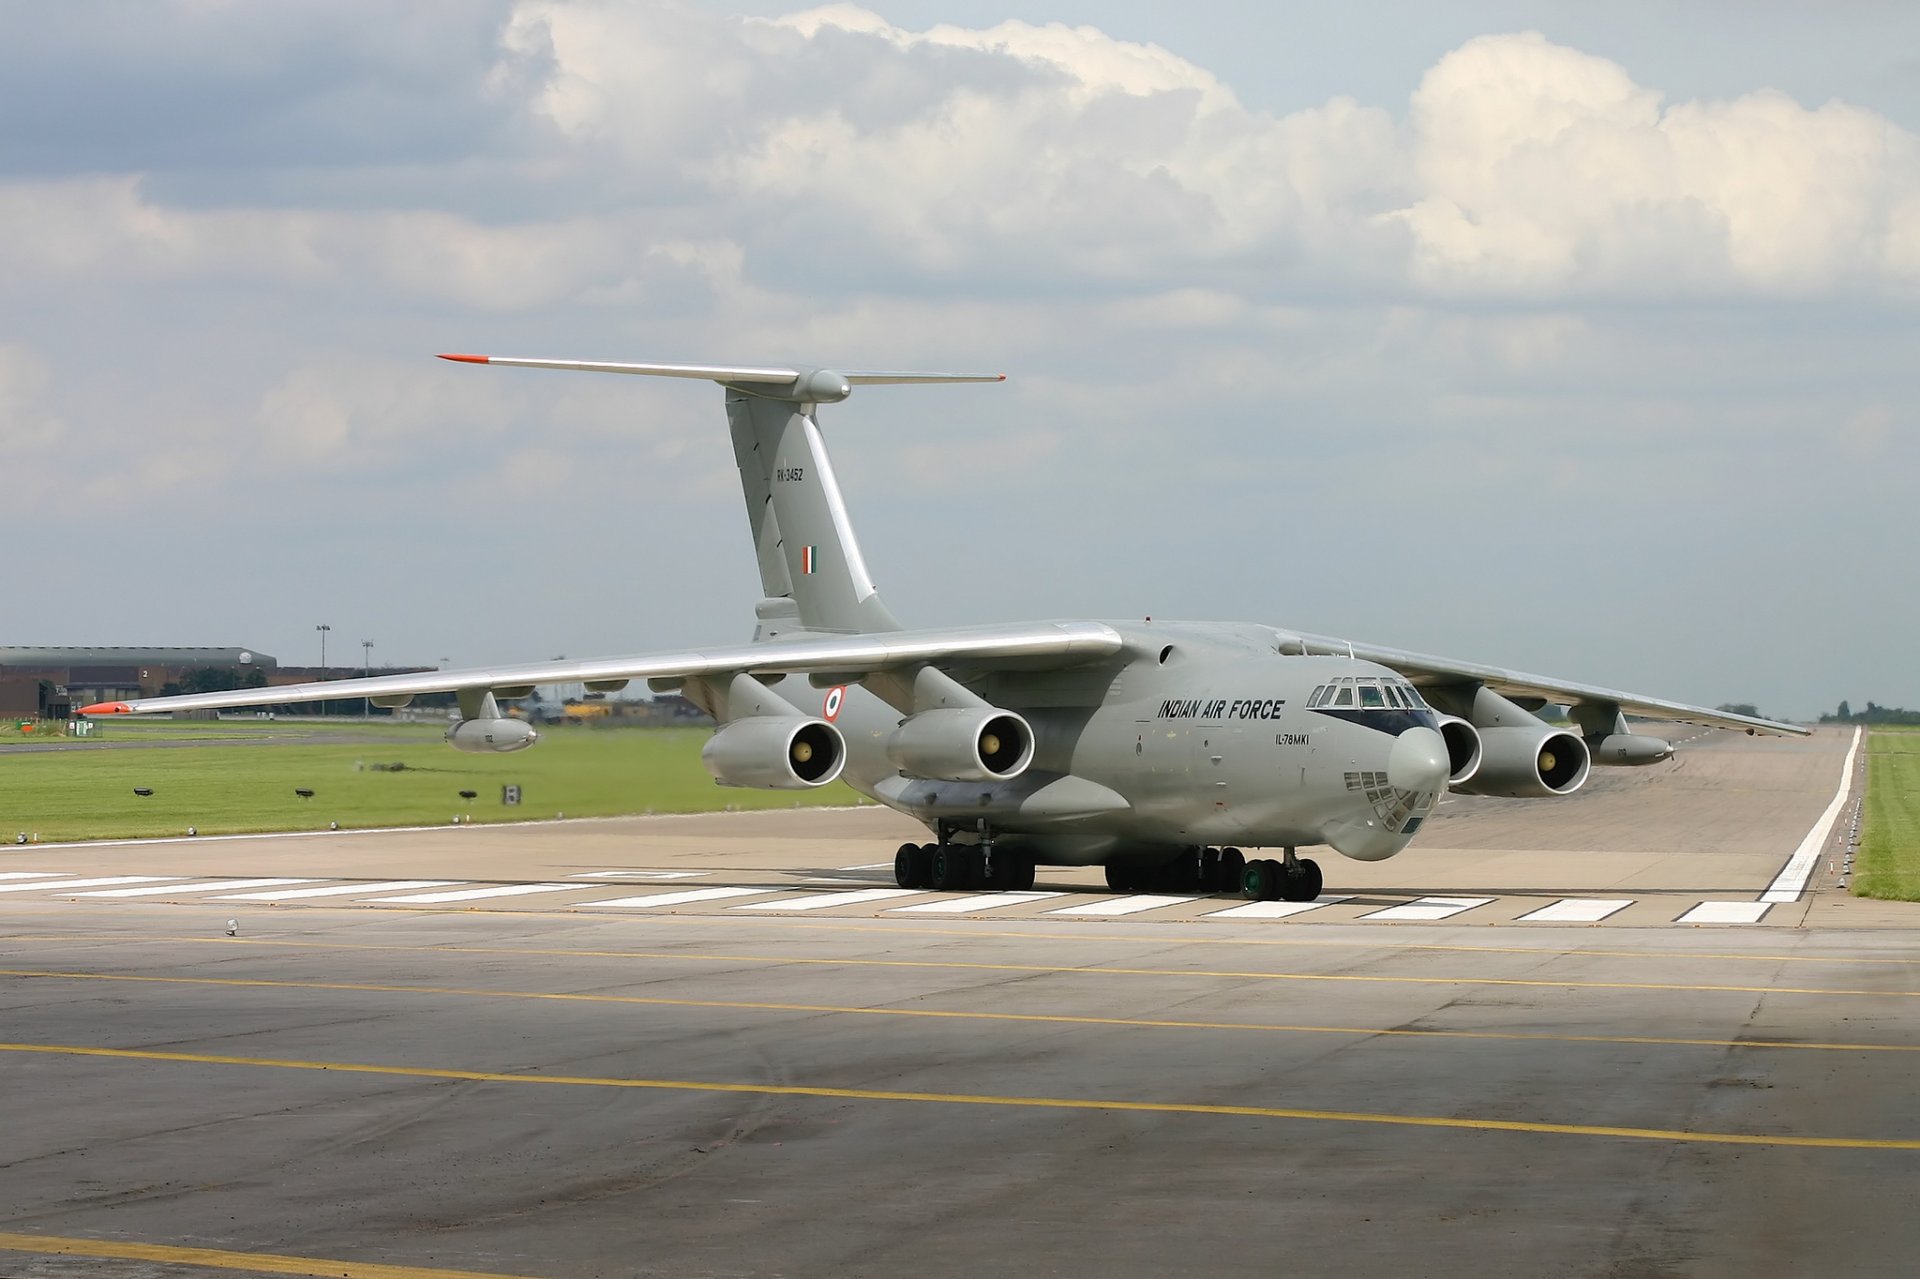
[437,353,490,364]
[79,702,132,715]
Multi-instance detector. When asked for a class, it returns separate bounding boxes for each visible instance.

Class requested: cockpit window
[1332,682,1355,708]
[1358,681,1387,709]
[1384,684,1408,709]
[1403,684,1427,709]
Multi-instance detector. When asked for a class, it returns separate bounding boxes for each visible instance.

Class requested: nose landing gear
[1241,847,1322,903]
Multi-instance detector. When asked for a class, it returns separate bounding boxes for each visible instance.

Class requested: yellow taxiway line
[4,1041,1917,1151]
[6,967,1919,1055]
[0,1230,538,1278]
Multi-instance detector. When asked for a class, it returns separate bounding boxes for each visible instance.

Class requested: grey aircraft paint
[85,355,1808,899]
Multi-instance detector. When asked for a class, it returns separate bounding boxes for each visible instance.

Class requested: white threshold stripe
[1205,896,1350,920]
[568,870,708,880]
[1762,726,1864,904]
[1047,894,1197,917]
[888,891,1065,914]
[218,880,460,901]
[0,872,62,880]
[589,887,780,908]
[72,877,317,899]
[1679,901,1772,925]
[733,888,923,912]
[0,876,177,895]
[367,883,581,904]
[1518,898,1633,924]
[1360,896,1495,922]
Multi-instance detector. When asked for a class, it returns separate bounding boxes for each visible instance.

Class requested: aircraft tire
[1280,858,1322,903]
[997,855,1036,892]
[1104,862,1137,892]
[894,843,920,889]
[1217,847,1246,892]
[1242,859,1279,901]
[931,845,974,892]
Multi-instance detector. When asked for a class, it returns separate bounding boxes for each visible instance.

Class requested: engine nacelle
[1453,726,1590,798]
[702,717,845,789]
[1435,715,1483,785]
[886,707,1035,782]
[1587,732,1674,766]
[446,718,538,754]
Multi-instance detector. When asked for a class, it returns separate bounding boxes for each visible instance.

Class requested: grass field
[1853,727,1920,901]
[0,724,861,842]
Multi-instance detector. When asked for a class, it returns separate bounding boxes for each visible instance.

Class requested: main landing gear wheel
[1242,859,1278,901]
[894,843,920,889]
[1215,847,1245,894]
[931,845,976,892]
[1104,862,1138,893]
[1279,857,1322,903]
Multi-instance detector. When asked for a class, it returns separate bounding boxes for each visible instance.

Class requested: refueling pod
[886,707,1035,783]
[446,718,538,754]
[702,717,845,789]
[1586,733,1675,766]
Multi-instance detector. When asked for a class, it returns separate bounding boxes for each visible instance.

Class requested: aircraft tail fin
[438,355,1003,636]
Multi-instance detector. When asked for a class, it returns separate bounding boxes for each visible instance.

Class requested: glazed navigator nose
[1388,725,1450,793]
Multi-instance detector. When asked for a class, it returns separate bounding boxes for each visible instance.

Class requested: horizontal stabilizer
[439,354,1003,394]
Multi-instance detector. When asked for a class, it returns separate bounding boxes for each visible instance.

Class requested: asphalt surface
[1,724,1916,1278]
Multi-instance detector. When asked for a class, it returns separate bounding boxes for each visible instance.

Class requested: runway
[2,724,1916,1277]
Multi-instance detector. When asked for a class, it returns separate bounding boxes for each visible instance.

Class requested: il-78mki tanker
[84,355,1806,902]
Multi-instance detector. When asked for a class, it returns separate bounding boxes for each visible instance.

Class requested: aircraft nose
[1388,725,1449,793]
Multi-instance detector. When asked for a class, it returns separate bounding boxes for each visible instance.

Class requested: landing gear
[895,842,938,890]
[931,844,976,891]
[1241,848,1322,903]
[907,833,1037,894]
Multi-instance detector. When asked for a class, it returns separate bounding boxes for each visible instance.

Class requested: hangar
[0,646,275,717]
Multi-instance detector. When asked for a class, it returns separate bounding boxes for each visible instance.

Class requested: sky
[4,1,1916,720]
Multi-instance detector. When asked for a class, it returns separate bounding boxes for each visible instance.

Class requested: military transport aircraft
[83,356,1807,902]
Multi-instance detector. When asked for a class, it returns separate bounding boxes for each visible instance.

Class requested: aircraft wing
[78,621,1124,716]
[1290,632,1808,736]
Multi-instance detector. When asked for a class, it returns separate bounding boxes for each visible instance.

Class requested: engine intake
[886,707,1035,782]
[702,717,845,789]
[1435,715,1483,785]
[446,718,538,754]
[1453,726,1590,798]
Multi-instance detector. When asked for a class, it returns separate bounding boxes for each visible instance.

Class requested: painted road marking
[589,887,781,908]
[568,870,708,879]
[1679,901,1772,925]
[9,1041,1918,1151]
[0,1229,540,1279]
[1519,899,1634,924]
[0,872,61,880]
[889,891,1066,914]
[70,877,318,898]
[1205,896,1351,920]
[0,876,178,895]
[1763,725,1863,903]
[733,888,923,912]
[18,966,1920,1055]
[1361,896,1495,922]
[217,880,461,901]
[365,883,581,904]
[1047,895,1199,917]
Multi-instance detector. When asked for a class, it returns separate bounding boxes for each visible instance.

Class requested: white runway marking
[0,872,61,880]
[366,883,581,904]
[1046,894,1197,917]
[568,870,708,880]
[1205,896,1350,920]
[1518,898,1633,923]
[888,892,1065,914]
[0,876,178,895]
[1360,896,1495,922]
[1762,726,1863,903]
[1679,901,1772,925]
[590,887,780,908]
[217,880,461,901]
[733,888,923,912]
[71,877,317,898]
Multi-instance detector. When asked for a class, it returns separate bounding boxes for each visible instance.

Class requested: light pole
[315,624,331,718]
[361,639,373,720]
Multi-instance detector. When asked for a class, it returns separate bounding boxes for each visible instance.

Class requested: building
[0,647,276,714]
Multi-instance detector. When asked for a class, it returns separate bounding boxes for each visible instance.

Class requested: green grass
[1853,730,1920,901]
[0,726,860,842]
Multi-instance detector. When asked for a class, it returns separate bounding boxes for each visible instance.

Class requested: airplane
[81,354,1808,903]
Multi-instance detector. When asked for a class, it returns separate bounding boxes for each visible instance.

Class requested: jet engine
[1453,725,1590,798]
[702,717,845,789]
[446,719,539,754]
[885,707,1035,783]
[1435,715,1483,786]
